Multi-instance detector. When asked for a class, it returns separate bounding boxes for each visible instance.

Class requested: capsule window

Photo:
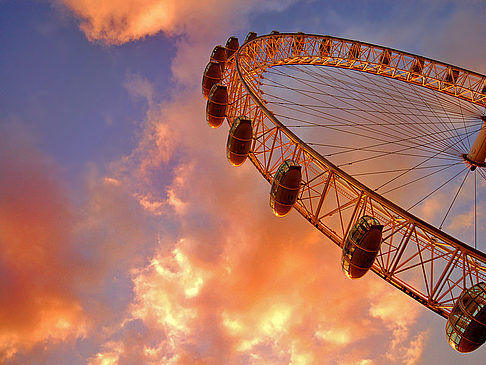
[445,68,459,83]
[349,43,360,59]
[380,49,391,66]
[411,58,424,74]
[445,282,486,352]
[292,33,305,56]
[269,160,302,217]
[320,38,332,57]
[225,36,239,59]
[245,32,257,43]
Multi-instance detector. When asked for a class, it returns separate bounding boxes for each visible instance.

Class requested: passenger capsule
[411,58,424,75]
[245,32,257,43]
[226,117,253,166]
[202,61,222,99]
[348,42,360,59]
[292,32,305,56]
[319,38,331,57]
[267,31,280,58]
[446,282,486,353]
[379,49,391,66]
[270,160,302,217]
[445,67,460,84]
[206,84,228,128]
[341,215,383,279]
[225,36,239,59]
[210,45,227,73]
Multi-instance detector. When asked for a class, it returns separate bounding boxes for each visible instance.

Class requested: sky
[1,0,486,364]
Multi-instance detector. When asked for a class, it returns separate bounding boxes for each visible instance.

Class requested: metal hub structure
[218,32,486,319]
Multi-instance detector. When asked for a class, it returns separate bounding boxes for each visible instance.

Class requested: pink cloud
[0,123,159,361]
[50,1,486,363]
[89,83,428,362]
[0,124,89,360]
[57,0,294,45]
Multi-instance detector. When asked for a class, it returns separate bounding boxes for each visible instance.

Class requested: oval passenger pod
[266,31,280,59]
[319,37,331,57]
[446,282,486,353]
[206,84,228,128]
[210,45,227,73]
[341,215,383,279]
[244,32,257,43]
[269,160,302,217]
[292,32,305,56]
[225,36,239,60]
[226,117,252,166]
[202,61,222,99]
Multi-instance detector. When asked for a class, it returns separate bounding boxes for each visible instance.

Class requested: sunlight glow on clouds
[5,0,485,363]
[58,0,294,45]
[0,125,89,360]
[68,0,433,359]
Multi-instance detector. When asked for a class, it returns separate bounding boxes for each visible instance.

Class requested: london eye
[202,32,486,353]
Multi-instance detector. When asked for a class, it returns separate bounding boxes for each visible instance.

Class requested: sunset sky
[1,1,486,364]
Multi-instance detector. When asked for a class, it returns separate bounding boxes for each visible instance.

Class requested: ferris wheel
[202,32,486,353]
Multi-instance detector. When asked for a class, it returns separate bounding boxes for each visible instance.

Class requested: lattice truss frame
[220,33,486,318]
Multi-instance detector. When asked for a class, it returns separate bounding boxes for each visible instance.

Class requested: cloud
[0,123,89,360]
[57,0,295,45]
[87,79,427,363]
[0,122,160,362]
[43,0,486,363]
[69,2,439,362]
[124,73,155,106]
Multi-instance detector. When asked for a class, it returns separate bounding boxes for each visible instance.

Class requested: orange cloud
[59,0,180,44]
[56,2,479,363]
[95,95,429,362]
[0,125,88,360]
[58,0,290,45]
[82,41,431,363]
[124,218,426,364]
[0,124,158,362]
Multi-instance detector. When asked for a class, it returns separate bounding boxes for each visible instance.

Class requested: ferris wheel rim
[250,32,486,87]
[234,32,486,261]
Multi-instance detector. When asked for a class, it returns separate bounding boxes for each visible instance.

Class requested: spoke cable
[439,170,470,229]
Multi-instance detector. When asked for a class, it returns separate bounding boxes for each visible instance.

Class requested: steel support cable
[293,62,483,116]
[374,127,477,192]
[270,100,474,158]
[377,68,467,155]
[414,79,470,154]
[332,65,466,152]
[266,64,482,149]
[263,80,460,155]
[267,104,478,159]
[351,162,461,177]
[272,117,467,163]
[272,115,462,161]
[262,72,467,116]
[381,162,464,195]
[439,170,470,229]
[267,65,482,117]
[273,65,482,121]
[334,65,470,156]
[267,99,477,123]
[266,72,482,160]
[407,167,469,211]
[262,67,470,155]
[456,91,472,150]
